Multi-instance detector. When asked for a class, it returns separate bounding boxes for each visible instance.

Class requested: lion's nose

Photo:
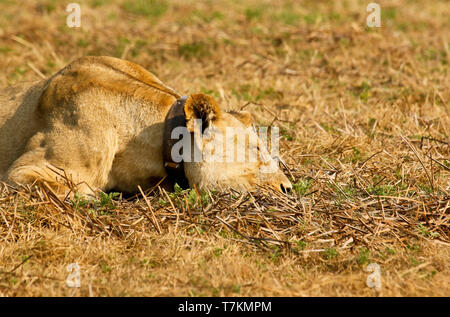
[280,183,292,194]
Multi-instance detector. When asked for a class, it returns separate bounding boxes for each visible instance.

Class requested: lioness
[0,56,292,195]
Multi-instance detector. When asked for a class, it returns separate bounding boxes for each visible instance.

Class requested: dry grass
[0,0,449,296]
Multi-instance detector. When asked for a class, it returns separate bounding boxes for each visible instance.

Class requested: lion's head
[169,94,292,193]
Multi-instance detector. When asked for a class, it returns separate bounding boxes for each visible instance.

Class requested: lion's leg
[6,160,88,196]
[6,128,117,197]
[7,152,97,197]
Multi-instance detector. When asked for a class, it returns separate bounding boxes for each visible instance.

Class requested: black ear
[184,93,221,133]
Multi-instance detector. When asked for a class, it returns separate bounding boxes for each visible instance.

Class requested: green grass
[232,84,252,101]
[367,184,396,196]
[303,12,320,25]
[122,0,168,19]
[0,46,12,54]
[293,179,313,196]
[280,128,294,141]
[213,247,223,257]
[200,87,220,99]
[90,0,107,8]
[356,81,371,102]
[193,10,224,23]
[178,42,209,60]
[96,192,120,210]
[77,38,90,48]
[160,183,211,209]
[113,37,131,58]
[417,224,440,238]
[71,191,119,216]
[71,192,89,210]
[245,7,264,21]
[232,85,282,102]
[100,261,111,273]
[276,10,300,26]
[131,39,148,57]
[382,7,397,20]
[356,247,371,265]
[294,240,307,251]
[231,284,241,294]
[9,66,27,81]
[324,248,338,260]
[348,147,363,163]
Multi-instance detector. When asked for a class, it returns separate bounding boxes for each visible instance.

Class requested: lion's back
[39,56,179,115]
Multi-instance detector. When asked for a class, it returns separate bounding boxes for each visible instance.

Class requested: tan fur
[0,56,291,195]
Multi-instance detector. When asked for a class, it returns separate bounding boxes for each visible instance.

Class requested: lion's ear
[229,110,253,126]
[184,93,221,133]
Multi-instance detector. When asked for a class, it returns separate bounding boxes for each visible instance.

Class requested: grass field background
[0,0,449,296]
